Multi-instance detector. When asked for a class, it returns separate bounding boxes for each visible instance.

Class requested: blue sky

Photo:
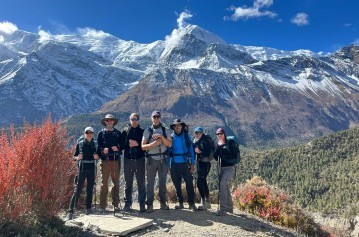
[0,0,358,53]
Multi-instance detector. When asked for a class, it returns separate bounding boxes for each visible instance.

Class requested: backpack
[227,136,240,164]
[147,123,167,142]
[204,134,215,161]
[145,124,168,159]
[77,135,98,154]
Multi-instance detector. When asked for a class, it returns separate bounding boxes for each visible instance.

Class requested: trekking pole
[94,160,97,212]
[113,152,117,216]
[217,156,221,212]
[72,148,83,215]
[194,154,198,194]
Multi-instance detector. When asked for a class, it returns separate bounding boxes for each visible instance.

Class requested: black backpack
[227,136,240,164]
[204,134,215,161]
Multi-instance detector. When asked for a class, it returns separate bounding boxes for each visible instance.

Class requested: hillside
[236,126,359,216]
[1,24,359,148]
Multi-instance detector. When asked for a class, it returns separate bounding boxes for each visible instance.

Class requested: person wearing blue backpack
[168,119,197,211]
[214,128,239,216]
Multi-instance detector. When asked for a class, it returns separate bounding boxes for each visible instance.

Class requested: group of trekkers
[65,111,240,220]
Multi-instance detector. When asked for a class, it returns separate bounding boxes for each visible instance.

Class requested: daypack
[145,123,168,159]
[227,136,240,164]
[170,130,193,164]
[204,134,215,161]
[77,135,98,154]
[146,123,167,142]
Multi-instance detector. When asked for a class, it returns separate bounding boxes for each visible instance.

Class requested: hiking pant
[219,165,235,212]
[146,158,167,205]
[197,161,211,200]
[124,157,146,207]
[170,162,195,204]
[69,167,95,212]
[100,160,120,209]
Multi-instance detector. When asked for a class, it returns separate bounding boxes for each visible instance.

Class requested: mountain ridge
[0,24,358,147]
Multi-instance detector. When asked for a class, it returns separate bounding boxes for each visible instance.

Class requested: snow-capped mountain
[1,24,358,147]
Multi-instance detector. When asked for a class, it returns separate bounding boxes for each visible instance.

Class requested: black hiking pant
[124,157,146,207]
[170,162,195,204]
[197,161,211,200]
[69,167,95,212]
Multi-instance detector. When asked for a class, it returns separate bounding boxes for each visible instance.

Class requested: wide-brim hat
[170,118,187,130]
[101,114,118,126]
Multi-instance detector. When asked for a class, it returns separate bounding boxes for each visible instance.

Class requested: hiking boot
[174,202,184,209]
[114,206,121,212]
[140,205,146,212]
[160,202,169,210]
[225,208,233,214]
[215,210,226,216]
[64,213,73,221]
[123,204,132,212]
[85,208,92,215]
[146,204,154,213]
[206,200,212,209]
[189,203,197,211]
[197,199,207,210]
[98,208,106,213]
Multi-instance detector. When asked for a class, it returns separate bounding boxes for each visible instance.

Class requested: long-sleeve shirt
[73,137,97,170]
[122,124,145,159]
[214,140,237,167]
[97,128,122,161]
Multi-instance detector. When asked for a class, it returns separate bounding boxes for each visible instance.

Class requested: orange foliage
[0,117,75,221]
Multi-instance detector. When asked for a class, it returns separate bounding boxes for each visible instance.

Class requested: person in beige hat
[97,114,123,213]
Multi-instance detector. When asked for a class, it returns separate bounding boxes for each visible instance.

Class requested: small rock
[163,228,170,232]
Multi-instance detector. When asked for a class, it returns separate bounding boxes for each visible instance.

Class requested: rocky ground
[71,202,302,237]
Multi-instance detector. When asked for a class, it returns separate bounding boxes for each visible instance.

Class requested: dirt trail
[121,202,301,237]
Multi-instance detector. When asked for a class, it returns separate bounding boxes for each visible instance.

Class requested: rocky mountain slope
[1,24,358,147]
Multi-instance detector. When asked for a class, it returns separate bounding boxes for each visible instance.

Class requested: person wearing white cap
[65,126,99,221]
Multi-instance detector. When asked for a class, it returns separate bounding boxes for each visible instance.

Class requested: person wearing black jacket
[214,128,236,216]
[65,127,99,221]
[97,114,123,213]
[121,113,146,212]
[193,127,213,210]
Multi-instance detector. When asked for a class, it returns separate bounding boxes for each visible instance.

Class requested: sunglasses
[152,116,160,119]
[130,118,139,121]
[216,133,224,135]
[195,132,202,135]
[105,119,115,122]
[85,131,94,134]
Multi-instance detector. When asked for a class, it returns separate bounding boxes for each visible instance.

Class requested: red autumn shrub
[233,176,329,236]
[0,117,75,221]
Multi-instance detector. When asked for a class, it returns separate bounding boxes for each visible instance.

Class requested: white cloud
[164,11,193,49]
[77,28,111,40]
[176,11,192,29]
[38,30,52,43]
[344,23,352,27]
[291,13,309,26]
[0,21,18,35]
[354,39,359,45]
[253,0,274,9]
[224,0,277,21]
